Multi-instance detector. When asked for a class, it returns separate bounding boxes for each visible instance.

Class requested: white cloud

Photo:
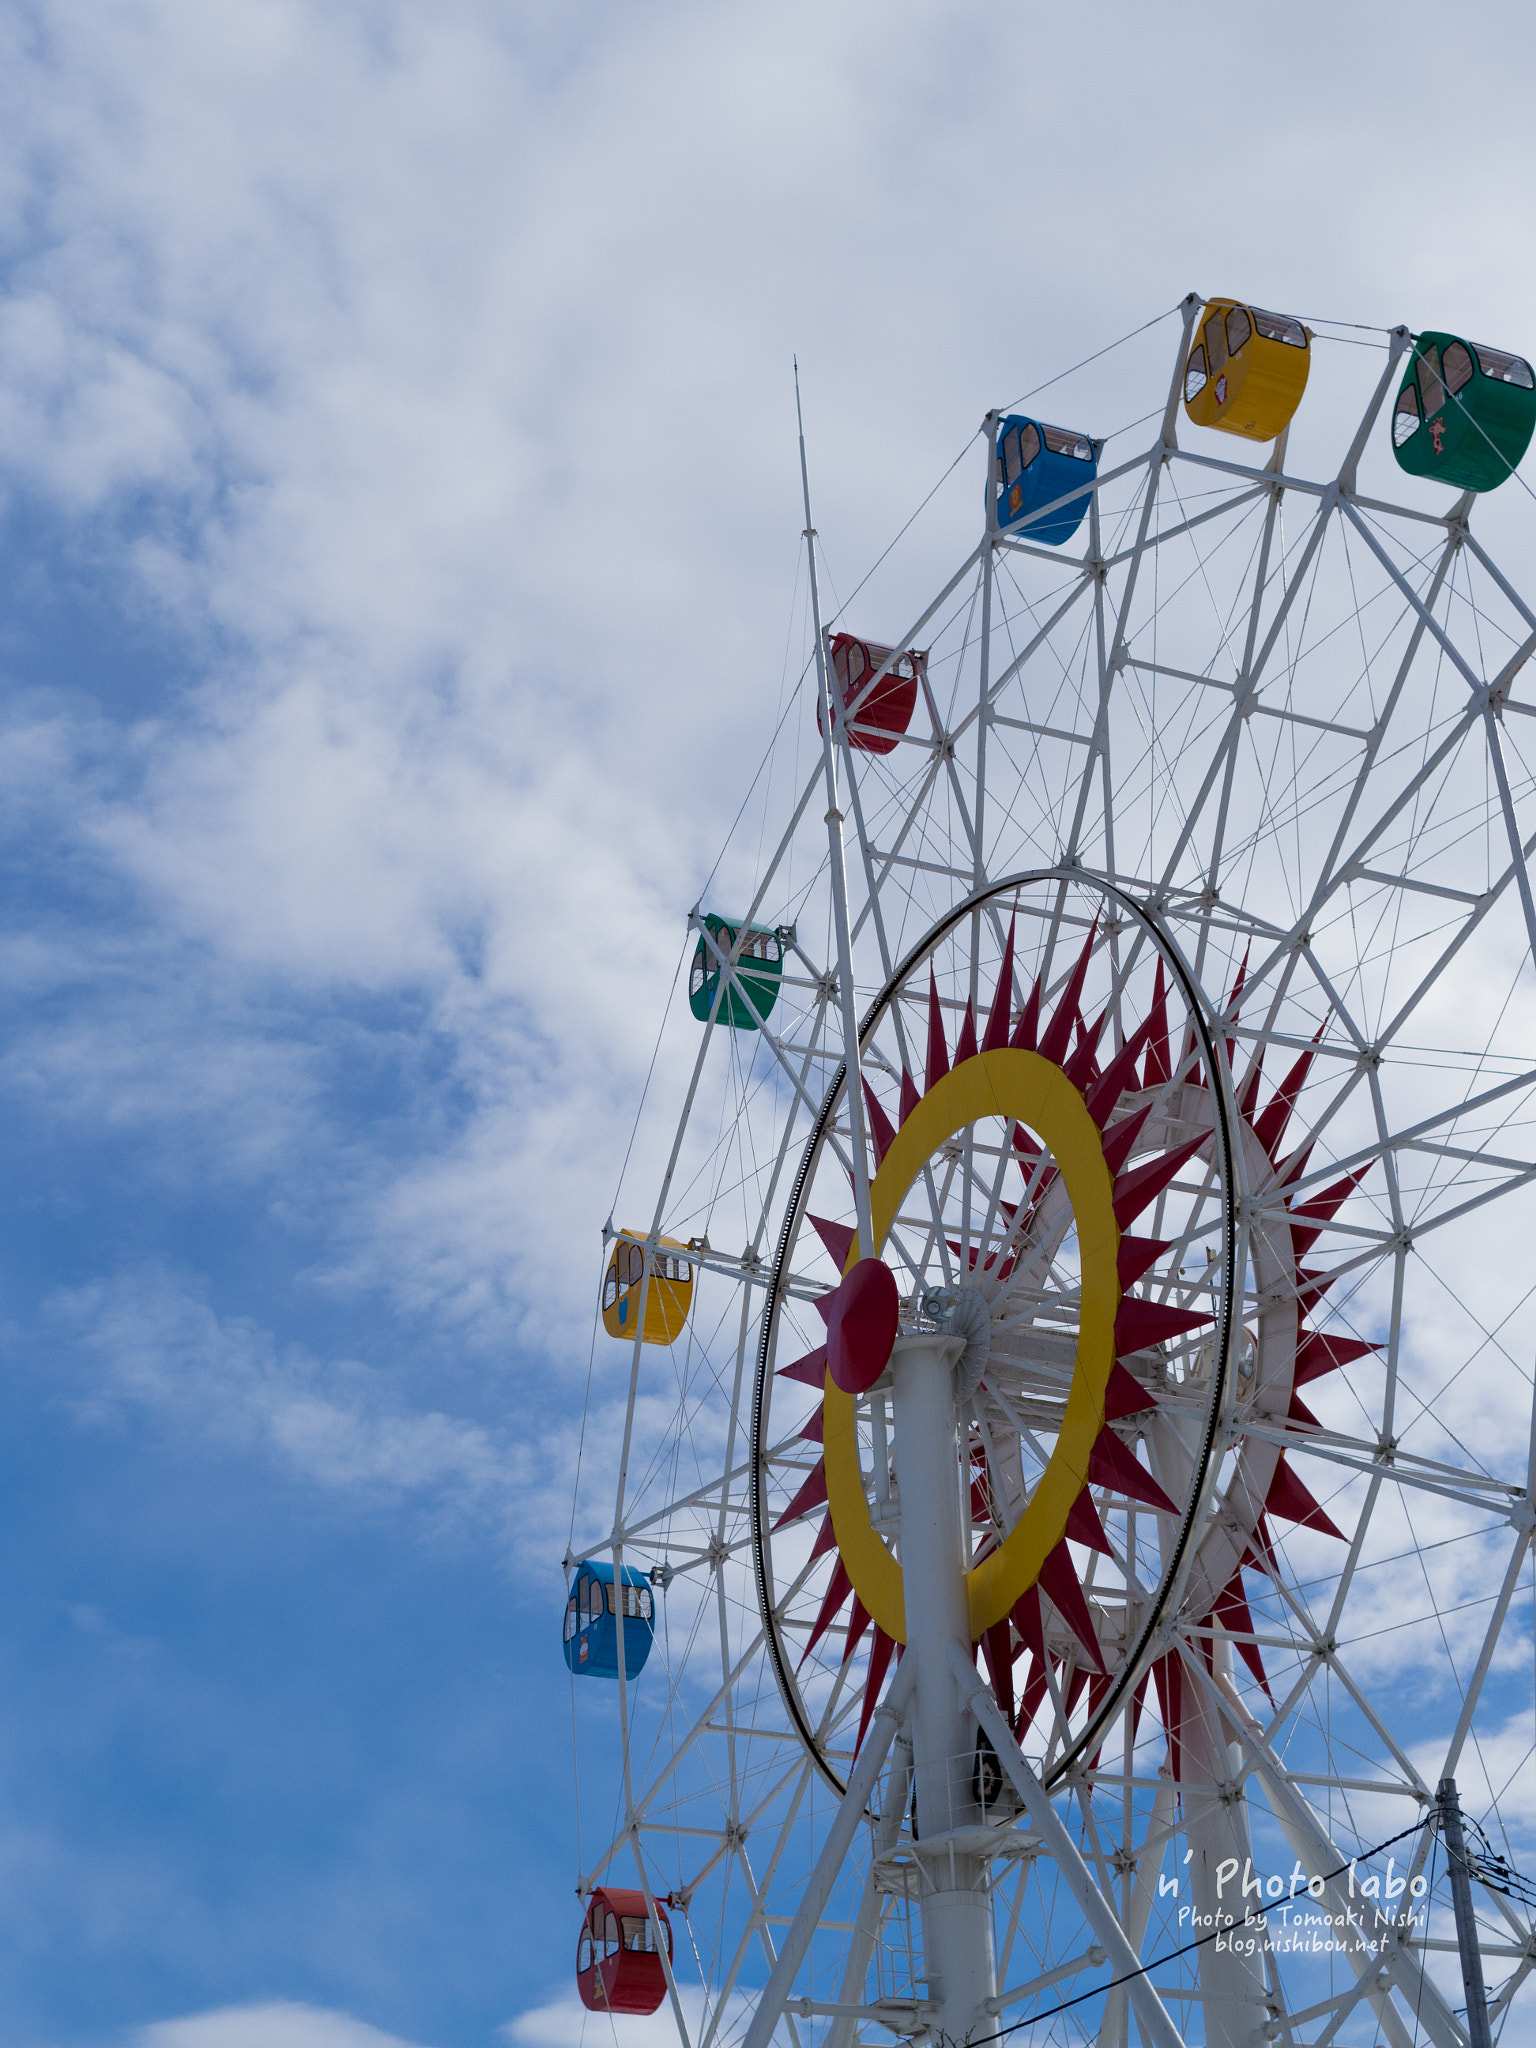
[44,1267,553,1555]
[504,1984,757,2048]
[2,0,1533,1381]
[1410,1710,1536,1839]
[0,0,1531,1861]
[133,2002,435,2048]
[504,1990,676,2048]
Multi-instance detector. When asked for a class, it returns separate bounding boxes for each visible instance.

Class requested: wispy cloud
[43,1267,554,1555]
[504,1984,756,2048]
[1410,1709,1536,1838]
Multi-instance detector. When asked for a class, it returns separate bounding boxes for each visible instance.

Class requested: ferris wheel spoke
[1341,500,1488,696]
[1310,537,1467,888]
[1461,523,1536,635]
[1481,708,1536,965]
[1151,530,1338,899]
[850,760,965,929]
[1063,482,1172,866]
[1201,486,1292,901]
[1275,1631,1430,1800]
[1171,444,1336,502]
[1101,478,1271,571]
[1370,833,1536,1048]
[1244,1421,1521,1517]
[958,577,1095,743]
[668,1751,813,1921]
[1316,712,1487,916]
[841,764,906,991]
[604,1631,776,1843]
[1442,1550,1536,1789]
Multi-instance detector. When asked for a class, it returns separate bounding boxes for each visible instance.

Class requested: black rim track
[748,868,1241,1799]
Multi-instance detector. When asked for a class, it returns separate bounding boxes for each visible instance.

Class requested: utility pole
[1437,1776,1492,2048]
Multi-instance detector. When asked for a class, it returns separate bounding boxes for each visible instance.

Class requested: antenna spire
[796,363,874,1260]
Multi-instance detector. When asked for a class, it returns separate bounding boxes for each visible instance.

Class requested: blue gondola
[994,414,1097,546]
[563,1560,655,1679]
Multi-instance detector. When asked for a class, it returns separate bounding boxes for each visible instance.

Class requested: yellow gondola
[1183,299,1311,442]
[601,1230,695,1344]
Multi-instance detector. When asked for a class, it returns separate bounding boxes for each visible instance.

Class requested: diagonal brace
[948,1642,1186,2048]
[740,1656,918,2048]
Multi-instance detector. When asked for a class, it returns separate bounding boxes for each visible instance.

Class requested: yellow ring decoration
[822,1048,1121,1643]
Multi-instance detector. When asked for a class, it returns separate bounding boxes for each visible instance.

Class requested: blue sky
[1,3,1535,2045]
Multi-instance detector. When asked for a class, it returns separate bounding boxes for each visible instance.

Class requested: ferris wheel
[564,294,1536,2048]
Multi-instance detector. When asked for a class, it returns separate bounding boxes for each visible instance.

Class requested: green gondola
[1392,331,1535,493]
[688,915,784,1030]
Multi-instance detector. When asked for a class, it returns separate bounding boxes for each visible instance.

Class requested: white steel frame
[571,298,1536,2048]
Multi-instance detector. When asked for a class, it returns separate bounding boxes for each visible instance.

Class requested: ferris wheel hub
[914,1283,993,1399]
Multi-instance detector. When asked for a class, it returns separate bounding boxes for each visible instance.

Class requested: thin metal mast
[796,360,874,1258]
[1438,1777,1493,2048]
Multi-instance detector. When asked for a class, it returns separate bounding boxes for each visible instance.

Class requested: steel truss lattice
[570,305,1536,2048]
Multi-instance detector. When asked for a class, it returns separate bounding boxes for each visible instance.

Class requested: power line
[967,1816,1434,2046]
[827,438,976,627]
[999,303,1184,415]
[1459,1809,1536,1910]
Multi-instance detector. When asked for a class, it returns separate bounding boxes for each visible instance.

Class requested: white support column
[950,1645,1186,2048]
[889,1332,998,2044]
[1144,1414,1266,2047]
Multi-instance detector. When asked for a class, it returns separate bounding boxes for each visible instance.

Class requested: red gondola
[575,1886,673,2015]
[817,634,926,754]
